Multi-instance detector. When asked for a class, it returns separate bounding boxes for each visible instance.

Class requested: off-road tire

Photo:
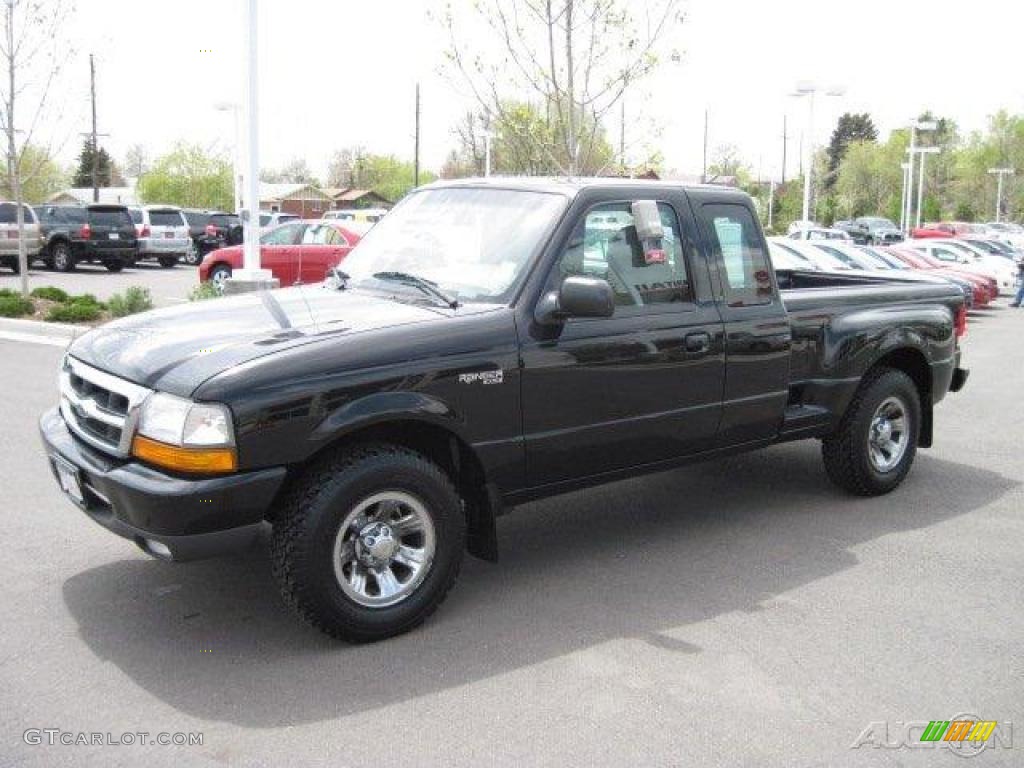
[822,367,921,496]
[271,443,465,642]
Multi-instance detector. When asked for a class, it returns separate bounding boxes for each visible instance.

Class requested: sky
[40,0,1024,183]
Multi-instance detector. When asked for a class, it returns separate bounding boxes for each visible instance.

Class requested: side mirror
[536,276,615,325]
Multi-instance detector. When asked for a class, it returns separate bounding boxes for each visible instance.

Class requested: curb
[0,316,85,347]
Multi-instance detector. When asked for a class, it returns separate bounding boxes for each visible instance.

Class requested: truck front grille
[59,357,151,457]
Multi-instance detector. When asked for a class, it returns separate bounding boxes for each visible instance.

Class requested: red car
[883,246,994,306]
[198,219,370,291]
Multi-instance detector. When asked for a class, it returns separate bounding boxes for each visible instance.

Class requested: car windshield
[339,187,568,303]
[860,217,895,229]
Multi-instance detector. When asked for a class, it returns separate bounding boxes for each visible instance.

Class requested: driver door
[519,197,725,487]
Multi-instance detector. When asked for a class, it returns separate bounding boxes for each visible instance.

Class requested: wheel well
[302,420,499,561]
[869,347,933,447]
[46,236,70,255]
[210,261,232,274]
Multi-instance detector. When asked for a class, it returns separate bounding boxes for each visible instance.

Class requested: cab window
[554,201,691,308]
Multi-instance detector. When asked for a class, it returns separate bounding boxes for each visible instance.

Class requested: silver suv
[0,202,42,273]
[127,206,190,268]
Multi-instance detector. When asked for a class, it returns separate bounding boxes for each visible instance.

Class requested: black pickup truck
[40,178,968,642]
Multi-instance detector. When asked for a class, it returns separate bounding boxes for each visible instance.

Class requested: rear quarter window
[0,203,36,224]
[702,203,773,307]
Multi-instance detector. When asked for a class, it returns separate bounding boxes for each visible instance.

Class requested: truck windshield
[340,187,568,303]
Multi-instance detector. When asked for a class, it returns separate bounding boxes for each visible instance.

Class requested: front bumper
[39,407,287,561]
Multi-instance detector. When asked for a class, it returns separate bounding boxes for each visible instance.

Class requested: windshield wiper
[371,271,459,308]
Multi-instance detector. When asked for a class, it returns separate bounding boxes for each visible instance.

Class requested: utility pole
[89,54,98,202]
[701,108,708,183]
[781,115,788,186]
[620,98,626,175]
[413,82,420,187]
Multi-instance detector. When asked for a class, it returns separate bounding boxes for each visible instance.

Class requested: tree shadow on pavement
[61,442,1017,728]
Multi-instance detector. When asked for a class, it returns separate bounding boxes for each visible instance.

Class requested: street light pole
[914,147,939,229]
[475,129,496,176]
[903,120,936,234]
[987,168,1014,222]
[791,82,844,224]
[899,162,910,231]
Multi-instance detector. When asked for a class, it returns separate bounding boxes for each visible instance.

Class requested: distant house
[324,187,392,210]
[257,183,332,217]
[48,186,139,206]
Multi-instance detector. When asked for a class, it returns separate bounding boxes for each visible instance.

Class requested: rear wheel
[271,444,465,642]
[103,260,124,273]
[822,368,921,496]
[209,264,231,293]
[158,256,178,268]
[51,242,74,272]
[183,241,201,266]
[4,256,18,274]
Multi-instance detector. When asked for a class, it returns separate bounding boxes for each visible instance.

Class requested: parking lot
[1,300,1021,767]
[1,262,199,309]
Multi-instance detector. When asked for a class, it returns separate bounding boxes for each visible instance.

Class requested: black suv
[182,209,242,262]
[35,204,138,272]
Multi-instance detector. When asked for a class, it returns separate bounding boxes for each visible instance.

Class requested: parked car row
[767,237,1004,310]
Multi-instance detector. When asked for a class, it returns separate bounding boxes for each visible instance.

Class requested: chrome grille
[59,357,151,457]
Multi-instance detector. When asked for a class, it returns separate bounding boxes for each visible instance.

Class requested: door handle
[684,331,710,353]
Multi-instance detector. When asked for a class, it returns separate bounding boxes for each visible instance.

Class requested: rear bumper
[138,237,190,255]
[39,407,287,561]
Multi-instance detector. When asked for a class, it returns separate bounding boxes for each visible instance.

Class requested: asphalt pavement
[0,304,1021,767]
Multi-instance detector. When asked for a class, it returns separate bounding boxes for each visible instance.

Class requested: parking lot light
[214,102,242,215]
[987,168,1014,222]
[790,83,845,224]
[903,120,937,234]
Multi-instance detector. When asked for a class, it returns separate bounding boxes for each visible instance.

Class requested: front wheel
[158,256,178,268]
[3,256,18,274]
[822,368,921,496]
[271,444,465,642]
[103,260,124,273]
[208,264,231,293]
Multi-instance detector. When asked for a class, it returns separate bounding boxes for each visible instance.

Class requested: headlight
[132,392,236,473]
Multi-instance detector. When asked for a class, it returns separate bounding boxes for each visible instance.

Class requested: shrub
[0,288,17,298]
[107,286,153,317]
[67,293,105,309]
[30,286,70,302]
[46,302,102,323]
[188,281,221,301]
[0,294,34,317]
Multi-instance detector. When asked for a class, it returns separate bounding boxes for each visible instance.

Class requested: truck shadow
[62,442,1016,728]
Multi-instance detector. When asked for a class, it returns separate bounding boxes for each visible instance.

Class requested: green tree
[0,144,66,203]
[826,113,877,190]
[350,154,436,203]
[72,140,124,188]
[137,143,233,209]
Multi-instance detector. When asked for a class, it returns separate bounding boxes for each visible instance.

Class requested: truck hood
[68,285,451,396]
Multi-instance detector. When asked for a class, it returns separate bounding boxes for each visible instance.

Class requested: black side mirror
[535,275,614,325]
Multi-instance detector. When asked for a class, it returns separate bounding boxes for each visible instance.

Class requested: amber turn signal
[131,434,237,473]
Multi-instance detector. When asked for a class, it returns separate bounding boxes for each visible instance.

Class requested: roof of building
[259,182,330,201]
[48,186,139,205]
[327,187,391,203]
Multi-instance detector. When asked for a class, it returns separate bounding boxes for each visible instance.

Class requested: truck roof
[421,175,752,204]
